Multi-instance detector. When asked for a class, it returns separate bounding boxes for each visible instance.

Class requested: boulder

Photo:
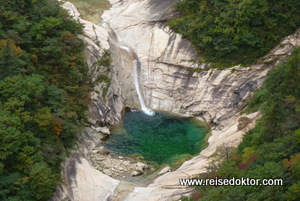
[135,162,148,172]
[157,166,171,176]
[99,146,109,155]
[99,127,110,135]
[103,169,113,177]
[92,126,110,135]
[92,149,99,154]
[131,170,143,177]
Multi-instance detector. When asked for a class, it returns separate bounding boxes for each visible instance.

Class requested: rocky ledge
[91,147,154,178]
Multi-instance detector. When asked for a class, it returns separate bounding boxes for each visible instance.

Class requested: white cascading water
[132,60,155,116]
[102,22,155,116]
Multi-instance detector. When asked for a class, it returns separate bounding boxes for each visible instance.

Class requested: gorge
[53,1,300,201]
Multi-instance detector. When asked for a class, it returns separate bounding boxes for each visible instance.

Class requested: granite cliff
[53,1,300,200]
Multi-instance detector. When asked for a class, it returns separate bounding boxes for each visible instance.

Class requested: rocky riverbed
[90,146,154,179]
[87,125,169,182]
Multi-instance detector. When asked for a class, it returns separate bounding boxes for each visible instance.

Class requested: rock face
[102,0,300,130]
[52,3,121,201]
[101,0,300,200]
[61,2,124,126]
[51,128,120,201]
[54,1,300,201]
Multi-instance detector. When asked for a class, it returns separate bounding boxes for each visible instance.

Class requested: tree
[0,39,26,79]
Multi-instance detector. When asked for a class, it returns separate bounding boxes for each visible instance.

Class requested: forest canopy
[168,0,300,66]
[182,47,300,201]
[0,0,92,200]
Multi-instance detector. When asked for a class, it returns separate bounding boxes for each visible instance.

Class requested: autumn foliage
[0,0,93,200]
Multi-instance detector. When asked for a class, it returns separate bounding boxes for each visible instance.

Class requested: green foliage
[241,147,255,163]
[286,182,300,201]
[0,39,27,79]
[168,0,300,66]
[94,50,112,98]
[30,162,58,200]
[0,0,92,200]
[295,129,300,144]
[187,48,300,200]
[98,75,111,98]
[97,49,112,71]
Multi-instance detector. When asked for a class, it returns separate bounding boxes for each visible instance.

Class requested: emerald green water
[104,111,209,166]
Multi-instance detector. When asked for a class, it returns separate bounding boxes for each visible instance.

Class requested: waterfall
[133,60,155,116]
[102,23,155,116]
